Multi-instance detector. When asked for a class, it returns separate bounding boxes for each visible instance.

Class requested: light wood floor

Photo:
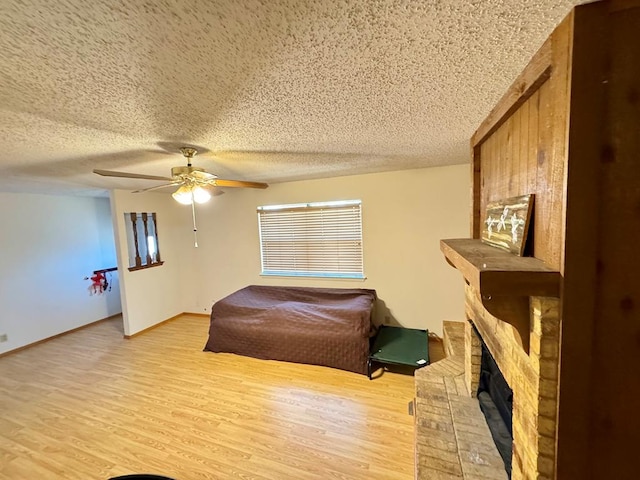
[0,315,418,479]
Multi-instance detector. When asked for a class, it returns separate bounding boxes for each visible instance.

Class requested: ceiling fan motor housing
[171,165,205,177]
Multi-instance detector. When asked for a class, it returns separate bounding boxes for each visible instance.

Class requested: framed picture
[481,194,534,256]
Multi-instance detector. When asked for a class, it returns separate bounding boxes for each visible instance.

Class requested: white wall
[0,193,121,354]
[0,165,468,352]
[110,189,194,336]
[186,164,470,335]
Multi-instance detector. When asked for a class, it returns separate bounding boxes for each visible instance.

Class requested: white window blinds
[257,200,364,279]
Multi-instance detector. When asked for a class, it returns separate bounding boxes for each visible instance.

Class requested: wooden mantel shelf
[441,239,561,353]
[440,239,560,298]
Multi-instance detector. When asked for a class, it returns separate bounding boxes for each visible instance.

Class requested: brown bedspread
[204,285,377,374]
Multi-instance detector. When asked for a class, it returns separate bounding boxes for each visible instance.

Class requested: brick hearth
[414,322,507,479]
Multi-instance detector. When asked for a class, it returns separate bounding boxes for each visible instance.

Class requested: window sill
[128,261,164,272]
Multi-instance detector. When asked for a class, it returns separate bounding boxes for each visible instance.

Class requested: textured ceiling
[0,0,582,196]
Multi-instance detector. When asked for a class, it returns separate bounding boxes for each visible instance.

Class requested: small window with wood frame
[124,212,163,271]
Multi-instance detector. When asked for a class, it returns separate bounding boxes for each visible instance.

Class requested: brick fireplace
[415,2,639,478]
[464,286,560,478]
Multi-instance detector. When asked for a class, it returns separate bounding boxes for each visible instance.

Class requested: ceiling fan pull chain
[191,195,199,248]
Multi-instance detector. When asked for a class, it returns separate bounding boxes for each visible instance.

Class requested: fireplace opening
[476,328,514,477]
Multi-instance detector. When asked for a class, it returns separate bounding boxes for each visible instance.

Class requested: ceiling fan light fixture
[192,186,211,204]
[172,185,195,205]
[171,185,212,205]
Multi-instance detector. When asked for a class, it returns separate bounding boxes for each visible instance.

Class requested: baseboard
[1,312,206,355]
[123,311,211,339]
[0,313,122,358]
[123,312,183,339]
[183,312,210,318]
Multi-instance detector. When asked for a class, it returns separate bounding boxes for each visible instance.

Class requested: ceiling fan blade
[93,169,173,181]
[190,170,216,180]
[132,183,180,193]
[210,179,268,189]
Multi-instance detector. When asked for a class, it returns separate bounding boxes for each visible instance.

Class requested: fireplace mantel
[441,239,560,352]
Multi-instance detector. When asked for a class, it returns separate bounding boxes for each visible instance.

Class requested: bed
[204,285,377,375]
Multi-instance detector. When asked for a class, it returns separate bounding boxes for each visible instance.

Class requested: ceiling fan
[93,146,268,205]
[93,147,269,247]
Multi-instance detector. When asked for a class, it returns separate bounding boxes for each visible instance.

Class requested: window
[124,212,163,271]
[257,200,364,279]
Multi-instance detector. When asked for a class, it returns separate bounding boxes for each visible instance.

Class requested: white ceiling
[0,0,582,196]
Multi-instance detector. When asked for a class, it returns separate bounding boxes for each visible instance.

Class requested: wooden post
[141,213,152,265]
[152,212,161,263]
[130,212,142,267]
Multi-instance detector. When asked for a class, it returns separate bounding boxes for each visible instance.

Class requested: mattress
[204,285,377,374]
